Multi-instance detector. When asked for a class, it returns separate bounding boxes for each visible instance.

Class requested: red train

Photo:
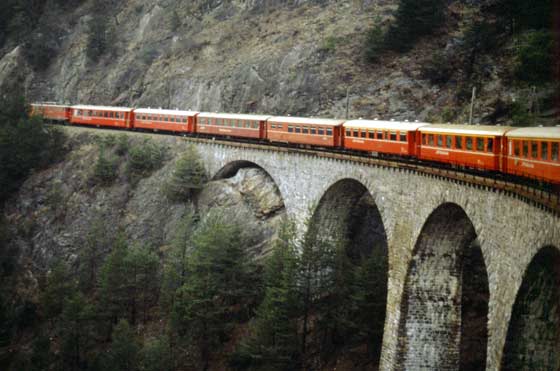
[30,103,560,185]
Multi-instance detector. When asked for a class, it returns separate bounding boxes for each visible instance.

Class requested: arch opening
[501,245,560,370]
[397,203,489,370]
[308,178,388,368]
[202,160,286,257]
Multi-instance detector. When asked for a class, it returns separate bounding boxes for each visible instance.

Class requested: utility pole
[469,86,476,124]
[345,86,350,119]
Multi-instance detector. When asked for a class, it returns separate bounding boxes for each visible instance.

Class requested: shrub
[115,135,129,156]
[164,146,207,201]
[515,30,553,85]
[93,149,118,185]
[126,140,166,182]
[421,51,453,85]
[364,23,385,63]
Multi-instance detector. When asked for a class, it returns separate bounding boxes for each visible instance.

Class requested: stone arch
[396,202,489,370]
[501,245,560,370]
[309,178,388,367]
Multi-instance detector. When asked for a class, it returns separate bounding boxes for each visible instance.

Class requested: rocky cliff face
[0,0,532,122]
[4,128,285,282]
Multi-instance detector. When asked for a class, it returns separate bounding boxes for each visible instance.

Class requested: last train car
[30,103,71,122]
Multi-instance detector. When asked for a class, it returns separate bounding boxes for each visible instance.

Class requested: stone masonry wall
[180,137,560,370]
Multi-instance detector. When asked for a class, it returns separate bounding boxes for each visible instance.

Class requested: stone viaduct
[192,139,559,371]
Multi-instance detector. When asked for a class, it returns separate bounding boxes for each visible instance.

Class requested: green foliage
[484,0,553,35]
[78,216,109,293]
[171,212,261,369]
[161,209,197,311]
[421,51,453,85]
[41,260,74,320]
[364,22,385,63]
[384,0,446,52]
[116,135,130,156]
[86,3,108,62]
[0,96,66,205]
[319,36,337,53]
[164,146,207,201]
[93,148,119,185]
[141,336,173,371]
[126,140,167,183]
[231,221,301,371]
[510,100,535,127]
[59,291,94,370]
[515,30,553,85]
[104,319,140,371]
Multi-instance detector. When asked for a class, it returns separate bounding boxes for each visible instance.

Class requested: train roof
[506,127,560,140]
[31,103,70,108]
[134,108,199,116]
[198,112,271,121]
[268,116,345,126]
[71,105,133,112]
[419,124,512,136]
[344,119,430,131]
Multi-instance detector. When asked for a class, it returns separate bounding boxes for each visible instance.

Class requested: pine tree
[78,216,108,293]
[98,234,130,327]
[164,146,207,201]
[59,291,93,371]
[232,220,301,370]
[141,335,173,371]
[125,245,160,325]
[384,0,446,52]
[104,319,140,371]
[171,212,261,370]
[41,260,74,321]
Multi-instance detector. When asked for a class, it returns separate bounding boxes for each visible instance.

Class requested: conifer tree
[104,319,140,371]
[125,245,160,325]
[232,220,301,370]
[41,260,74,321]
[59,291,93,371]
[171,212,260,370]
[384,0,446,52]
[164,146,207,201]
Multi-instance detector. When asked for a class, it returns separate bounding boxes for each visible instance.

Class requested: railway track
[62,125,560,215]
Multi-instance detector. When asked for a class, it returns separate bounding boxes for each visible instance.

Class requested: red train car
[418,124,512,171]
[505,127,560,184]
[134,108,199,133]
[196,112,270,139]
[70,105,134,129]
[267,116,344,147]
[343,120,429,156]
[30,103,71,122]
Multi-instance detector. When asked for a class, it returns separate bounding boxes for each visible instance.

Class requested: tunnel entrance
[309,178,388,368]
[396,203,489,370]
[501,246,560,370]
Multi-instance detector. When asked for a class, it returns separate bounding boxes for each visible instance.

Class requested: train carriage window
[428,134,434,146]
[446,135,452,148]
[288,126,294,133]
[346,129,351,137]
[522,141,529,157]
[271,123,276,129]
[295,126,301,133]
[360,130,366,138]
[552,142,559,161]
[353,129,358,137]
[487,138,494,152]
[252,122,259,129]
[542,142,548,160]
[327,128,333,136]
[318,128,325,135]
[476,138,484,151]
[466,137,473,150]
[456,136,463,149]
[513,140,520,156]
[164,116,169,122]
[302,127,308,134]
[400,133,407,142]
[310,127,316,135]
[183,117,187,123]
[437,135,443,147]
[390,131,397,141]
[531,141,538,158]
[369,130,375,139]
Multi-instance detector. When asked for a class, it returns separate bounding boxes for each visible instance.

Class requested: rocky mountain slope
[1,0,554,124]
[5,127,284,281]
